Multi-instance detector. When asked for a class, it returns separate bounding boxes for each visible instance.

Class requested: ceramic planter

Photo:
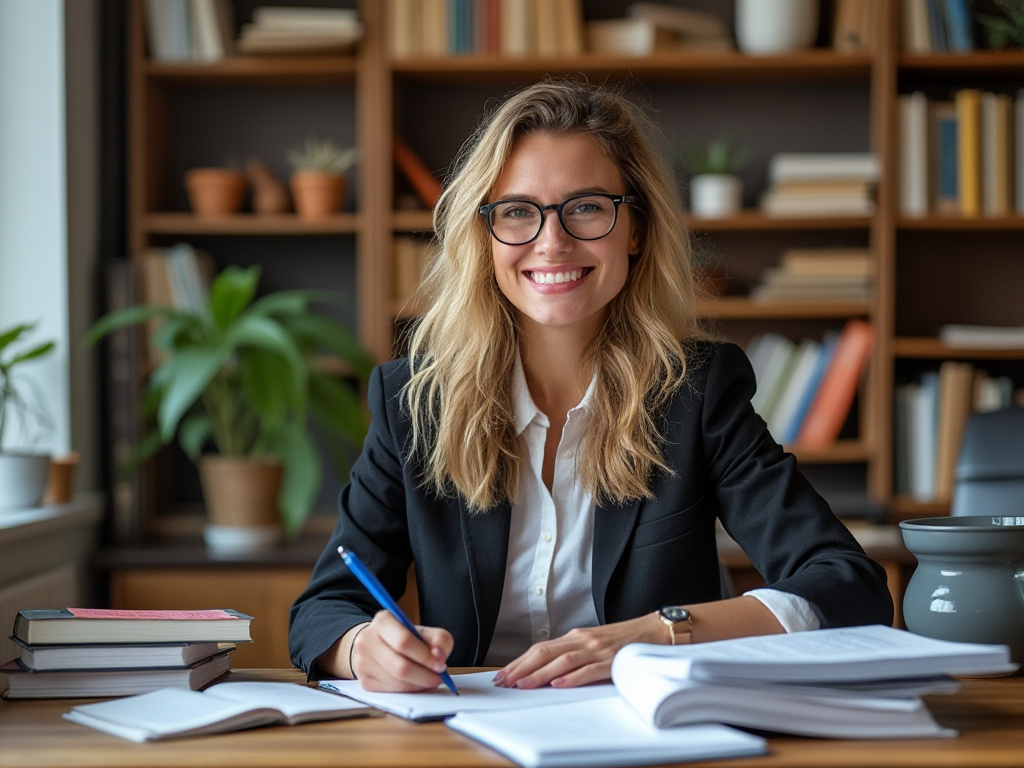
[735,0,819,55]
[184,168,247,217]
[900,516,1024,665]
[199,455,283,557]
[290,170,345,219]
[690,174,743,218]
[0,452,51,509]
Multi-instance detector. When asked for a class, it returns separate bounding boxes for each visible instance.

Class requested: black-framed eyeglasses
[478,193,637,246]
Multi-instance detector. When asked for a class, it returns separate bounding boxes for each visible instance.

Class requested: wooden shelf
[897,215,1024,231]
[144,212,360,235]
[898,50,1024,74]
[699,296,872,320]
[893,337,1024,360]
[145,54,359,85]
[789,440,873,464]
[392,50,873,84]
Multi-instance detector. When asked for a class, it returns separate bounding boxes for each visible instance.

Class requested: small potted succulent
[0,322,55,508]
[286,137,358,220]
[682,138,749,218]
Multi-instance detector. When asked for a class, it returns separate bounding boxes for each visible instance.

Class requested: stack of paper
[761,153,879,217]
[610,625,1016,739]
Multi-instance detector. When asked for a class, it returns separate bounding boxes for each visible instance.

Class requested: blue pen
[337,546,459,695]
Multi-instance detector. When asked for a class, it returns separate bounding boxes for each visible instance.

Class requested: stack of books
[750,247,874,304]
[3,608,252,700]
[236,6,364,55]
[761,153,879,217]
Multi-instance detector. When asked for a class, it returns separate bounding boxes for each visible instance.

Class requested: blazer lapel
[592,499,641,623]
[460,498,511,664]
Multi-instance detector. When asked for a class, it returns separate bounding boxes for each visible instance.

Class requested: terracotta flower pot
[199,455,283,556]
[290,170,345,220]
[184,168,247,217]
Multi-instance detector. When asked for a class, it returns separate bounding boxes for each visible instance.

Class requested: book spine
[796,320,875,448]
[393,137,443,209]
[103,260,148,545]
[943,0,974,52]
[899,91,929,216]
[955,88,982,217]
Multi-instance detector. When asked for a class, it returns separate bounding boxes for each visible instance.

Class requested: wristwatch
[659,605,693,645]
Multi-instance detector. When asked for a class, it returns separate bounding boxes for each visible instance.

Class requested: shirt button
[539,629,549,638]
[563,450,573,460]
[535,586,544,596]
[543,533,552,543]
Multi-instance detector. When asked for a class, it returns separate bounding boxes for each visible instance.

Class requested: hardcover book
[13,609,253,646]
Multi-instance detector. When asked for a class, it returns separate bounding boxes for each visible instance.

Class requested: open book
[63,681,377,742]
[609,625,1015,739]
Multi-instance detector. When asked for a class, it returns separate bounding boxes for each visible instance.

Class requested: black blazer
[289,342,893,676]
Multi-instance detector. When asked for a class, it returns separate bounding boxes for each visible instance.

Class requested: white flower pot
[735,0,819,55]
[0,452,51,509]
[690,174,743,218]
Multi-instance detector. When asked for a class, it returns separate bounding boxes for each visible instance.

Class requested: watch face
[661,605,690,622]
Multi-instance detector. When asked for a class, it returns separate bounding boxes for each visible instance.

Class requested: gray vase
[900,516,1024,665]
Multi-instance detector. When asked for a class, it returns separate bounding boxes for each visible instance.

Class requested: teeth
[532,269,583,285]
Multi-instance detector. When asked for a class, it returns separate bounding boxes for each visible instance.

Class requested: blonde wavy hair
[404,78,706,510]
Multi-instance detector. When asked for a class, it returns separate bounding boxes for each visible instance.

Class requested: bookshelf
[110,1,1023,581]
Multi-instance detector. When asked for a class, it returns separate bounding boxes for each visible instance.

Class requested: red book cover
[796,319,875,448]
[393,137,443,209]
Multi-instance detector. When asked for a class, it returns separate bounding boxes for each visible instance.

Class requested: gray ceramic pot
[900,516,1024,665]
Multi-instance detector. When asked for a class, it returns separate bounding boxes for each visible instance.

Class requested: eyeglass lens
[487,194,621,245]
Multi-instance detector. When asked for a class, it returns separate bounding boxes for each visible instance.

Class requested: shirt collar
[512,351,598,437]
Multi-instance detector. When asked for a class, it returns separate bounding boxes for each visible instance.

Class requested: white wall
[0,0,99,491]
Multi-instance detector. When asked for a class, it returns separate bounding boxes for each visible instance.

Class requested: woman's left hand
[493,612,663,689]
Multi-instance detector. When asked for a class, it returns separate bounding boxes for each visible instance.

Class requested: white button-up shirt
[483,355,818,666]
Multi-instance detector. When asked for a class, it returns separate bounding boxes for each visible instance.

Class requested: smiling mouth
[526,268,592,285]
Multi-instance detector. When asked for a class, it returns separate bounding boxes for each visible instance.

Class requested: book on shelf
[902,0,932,52]
[943,0,975,52]
[766,337,822,444]
[932,100,959,214]
[393,236,433,307]
[624,2,733,51]
[747,333,798,428]
[447,699,767,768]
[899,91,929,216]
[926,0,949,51]
[955,88,983,217]
[910,371,940,502]
[2,649,233,700]
[783,331,839,445]
[608,625,1015,739]
[13,608,253,646]
[143,0,235,62]
[934,360,976,504]
[63,682,377,742]
[1017,88,1024,214]
[393,137,443,209]
[12,638,230,672]
[796,318,875,448]
[982,91,1014,217]
[940,323,1024,349]
[236,5,362,54]
[832,0,877,52]
[779,247,873,277]
[768,153,880,185]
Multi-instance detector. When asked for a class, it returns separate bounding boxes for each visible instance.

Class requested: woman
[289,78,893,693]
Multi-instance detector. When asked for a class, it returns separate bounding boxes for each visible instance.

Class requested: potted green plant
[87,265,373,553]
[978,0,1024,50]
[286,137,358,220]
[0,322,56,509]
[682,138,749,218]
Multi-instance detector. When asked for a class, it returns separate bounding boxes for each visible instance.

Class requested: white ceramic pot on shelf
[690,174,743,218]
[735,0,820,55]
[0,452,51,509]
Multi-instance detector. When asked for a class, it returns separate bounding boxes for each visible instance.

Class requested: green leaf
[179,413,212,459]
[208,266,260,330]
[276,424,321,538]
[155,346,229,441]
[0,323,30,354]
[7,341,55,368]
[285,313,374,379]
[85,305,176,346]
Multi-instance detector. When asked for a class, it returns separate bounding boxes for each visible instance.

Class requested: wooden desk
[2,669,1021,768]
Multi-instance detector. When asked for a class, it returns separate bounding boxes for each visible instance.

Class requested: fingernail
[492,671,506,685]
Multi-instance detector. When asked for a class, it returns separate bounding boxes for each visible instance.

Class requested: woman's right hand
[348,610,455,692]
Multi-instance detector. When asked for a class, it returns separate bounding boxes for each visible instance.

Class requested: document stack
[3,608,252,699]
[609,625,1016,739]
[761,153,879,217]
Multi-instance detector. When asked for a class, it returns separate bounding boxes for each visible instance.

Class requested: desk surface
[1,669,1022,768]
